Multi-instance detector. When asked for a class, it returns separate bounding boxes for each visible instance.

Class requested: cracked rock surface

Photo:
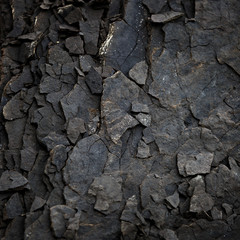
[0,0,240,239]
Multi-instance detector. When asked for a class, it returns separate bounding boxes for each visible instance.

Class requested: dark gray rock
[100,0,147,74]
[131,101,149,113]
[151,11,184,23]
[41,132,69,151]
[177,151,214,177]
[190,186,214,213]
[101,71,140,143]
[129,61,148,85]
[0,170,29,191]
[137,140,151,159]
[79,55,96,73]
[48,45,72,65]
[67,117,86,144]
[50,205,75,238]
[80,20,100,55]
[4,193,24,219]
[30,196,46,212]
[88,174,122,214]
[165,191,180,209]
[39,76,61,93]
[85,67,103,94]
[63,134,108,196]
[20,147,37,171]
[50,145,68,172]
[143,0,167,14]
[135,113,151,127]
[65,36,84,54]
[159,229,179,240]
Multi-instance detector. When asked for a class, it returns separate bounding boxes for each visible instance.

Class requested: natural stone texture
[129,61,148,85]
[137,140,151,159]
[165,191,180,209]
[66,117,86,144]
[50,205,75,238]
[0,170,29,191]
[63,135,108,196]
[135,113,151,127]
[177,151,214,176]
[65,36,84,54]
[190,186,214,213]
[101,71,140,143]
[88,174,122,214]
[4,193,24,219]
[131,101,149,113]
[85,67,103,94]
[41,132,70,151]
[143,0,167,14]
[151,11,184,23]
[30,196,46,212]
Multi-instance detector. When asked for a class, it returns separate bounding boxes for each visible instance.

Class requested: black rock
[85,67,103,94]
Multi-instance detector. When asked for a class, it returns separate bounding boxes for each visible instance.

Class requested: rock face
[0,0,240,239]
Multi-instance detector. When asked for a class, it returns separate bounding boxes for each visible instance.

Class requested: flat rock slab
[129,61,148,85]
[0,170,29,191]
[151,11,184,23]
[177,151,214,177]
[101,71,141,143]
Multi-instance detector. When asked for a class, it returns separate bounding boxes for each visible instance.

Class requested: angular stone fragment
[41,132,69,151]
[100,0,147,74]
[217,45,240,75]
[137,140,151,159]
[129,61,148,85]
[67,118,86,144]
[0,170,29,191]
[50,145,68,172]
[177,151,214,176]
[85,67,103,94]
[131,101,149,113]
[20,148,37,171]
[39,76,61,93]
[211,207,222,220]
[143,0,167,14]
[65,36,84,54]
[79,55,96,73]
[80,20,100,55]
[160,229,179,240]
[50,205,75,238]
[63,135,108,196]
[190,186,214,213]
[4,193,24,220]
[135,113,151,127]
[101,71,141,143]
[149,49,184,108]
[48,45,72,65]
[165,191,180,209]
[88,174,122,214]
[30,196,46,212]
[151,11,184,23]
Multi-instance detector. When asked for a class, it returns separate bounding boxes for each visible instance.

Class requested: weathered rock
[63,135,108,196]
[4,193,24,219]
[66,117,85,144]
[0,170,29,191]
[165,191,180,209]
[211,207,222,220]
[85,67,103,94]
[135,113,151,127]
[88,174,122,214]
[160,229,179,240]
[30,196,46,212]
[177,151,214,176]
[41,132,69,151]
[190,186,214,213]
[137,140,151,159]
[65,36,84,54]
[129,61,148,85]
[50,205,75,238]
[20,147,37,171]
[143,0,167,14]
[151,11,184,23]
[101,71,141,143]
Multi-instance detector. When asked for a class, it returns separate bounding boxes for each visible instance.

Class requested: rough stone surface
[1,0,240,239]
